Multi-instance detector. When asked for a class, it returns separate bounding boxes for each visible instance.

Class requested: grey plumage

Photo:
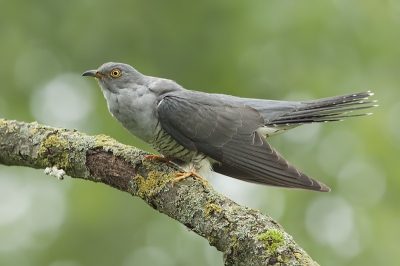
[83,62,376,192]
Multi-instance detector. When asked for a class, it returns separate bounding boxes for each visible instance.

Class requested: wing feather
[157,90,329,192]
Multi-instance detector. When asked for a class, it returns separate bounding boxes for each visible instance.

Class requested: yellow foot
[142,155,171,164]
[171,167,208,187]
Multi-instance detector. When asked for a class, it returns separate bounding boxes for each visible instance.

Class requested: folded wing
[157,90,329,192]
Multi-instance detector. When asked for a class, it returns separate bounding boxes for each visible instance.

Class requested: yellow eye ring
[110,69,122,78]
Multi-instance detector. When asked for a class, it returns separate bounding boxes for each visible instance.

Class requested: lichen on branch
[0,119,319,266]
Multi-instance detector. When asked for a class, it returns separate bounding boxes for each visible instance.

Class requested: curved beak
[82,70,105,78]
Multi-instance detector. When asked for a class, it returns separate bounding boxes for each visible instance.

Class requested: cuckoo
[83,62,376,192]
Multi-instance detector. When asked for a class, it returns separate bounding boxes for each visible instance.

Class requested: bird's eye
[110,69,122,78]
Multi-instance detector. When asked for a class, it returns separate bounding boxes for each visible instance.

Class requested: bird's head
[82,62,144,93]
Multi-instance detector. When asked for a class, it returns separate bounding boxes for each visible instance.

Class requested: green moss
[29,122,40,134]
[256,229,285,253]
[41,134,67,151]
[39,134,70,169]
[135,170,173,198]
[205,203,222,219]
[294,252,302,259]
[228,235,240,253]
[94,134,117,147]
[7,124,15,132]
[206,236,216,246]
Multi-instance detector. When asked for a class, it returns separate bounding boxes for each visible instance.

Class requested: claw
[142,155,171,164]
[171,167,208,187]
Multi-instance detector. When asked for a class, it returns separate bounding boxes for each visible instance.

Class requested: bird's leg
[142,155,172,164]
[171,166,208,187]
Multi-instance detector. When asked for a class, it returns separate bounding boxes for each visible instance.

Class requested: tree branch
[0,119,319,266]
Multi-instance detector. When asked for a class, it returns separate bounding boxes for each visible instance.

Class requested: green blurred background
[0,1,399,265]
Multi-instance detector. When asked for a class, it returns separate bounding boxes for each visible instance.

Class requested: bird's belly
[149,127,196,163]
[149,126,215,180]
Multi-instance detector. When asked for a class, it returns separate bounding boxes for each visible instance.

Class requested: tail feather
[303,91,373,105]
[281,101,375,117]
[269,91,376,126]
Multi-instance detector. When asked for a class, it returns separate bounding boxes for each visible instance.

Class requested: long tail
[268,91,377,126]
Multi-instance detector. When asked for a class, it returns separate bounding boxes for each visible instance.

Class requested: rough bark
[0,119,319,266]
